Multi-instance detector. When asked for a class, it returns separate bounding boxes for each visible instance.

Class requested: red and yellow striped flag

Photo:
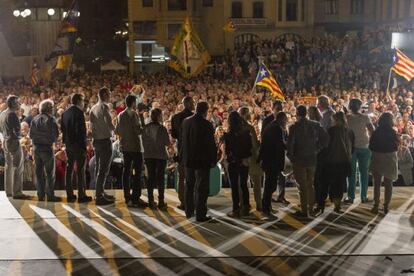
[254,63,285,100]
[392,48,414,81]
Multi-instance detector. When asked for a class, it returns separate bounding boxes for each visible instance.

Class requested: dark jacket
[29,113,59,148]
[142,122,170,160]
[171,108,193,147]
[180,113,217,169]
[287,118,329,167]
[369,126,400,153]
[222,127,252,164]
[0,109,21,152]
[259,120,286,171]
[325,126,354,164]
[260,114,275,138]
[61,105,87,150]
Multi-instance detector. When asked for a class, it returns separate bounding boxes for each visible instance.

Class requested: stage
[0,188,413,276]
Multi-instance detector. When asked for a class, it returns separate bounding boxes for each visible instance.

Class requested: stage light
[13,10,20,17]
[48,8,55,16]
[63,11,67,17]
[23,9,31,16]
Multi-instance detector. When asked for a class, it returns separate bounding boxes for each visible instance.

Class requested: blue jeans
[34,145,56,198]
[347,148,371,200]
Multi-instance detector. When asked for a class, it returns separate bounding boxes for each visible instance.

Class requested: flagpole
[386,67,392,94]
[250,63,261,96]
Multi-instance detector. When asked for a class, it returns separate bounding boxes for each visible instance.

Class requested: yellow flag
[56,55,73,70]
[223,20,236,33]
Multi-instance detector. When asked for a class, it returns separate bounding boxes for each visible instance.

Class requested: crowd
[0,27,413,221]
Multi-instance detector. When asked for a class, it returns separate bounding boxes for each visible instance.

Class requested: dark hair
[182,96,193,109]
[228,111,242,134]
[349,98,362,113]
[276,111,288,124]
[150,108,162,123]
[98,87,110,100]
[125,94,137,108]
[71,93,84,106]
[6,95,19,109]
[273,100,283,112]
[196,101,209,116]
[378,112,394,128]
[308,106,322,121]
[297,105,307,118]
[333,111,347,127]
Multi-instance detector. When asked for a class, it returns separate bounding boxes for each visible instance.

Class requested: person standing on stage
[180,102,217,222]
[222,111,252,218]
[171,96,194,210]
[345,98,375,204]
[287,105,329,217]
[29,99,61,202]
[142,108,171,210]
[89,87,115,205]
[259,112,288,217]
[61,93,92,203]
[239,106,263,211]
[369,112,400,214]
[115,94,148,208]
[0,95,31,199]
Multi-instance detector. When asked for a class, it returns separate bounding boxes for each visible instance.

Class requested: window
[278,0,283,21]
[325,0,338,15]
[301,0,305,21]
[387,0,392,19]
[350,0,364,14]
[286,0,297,21]
[232,1,243,18]
[168,0,187,11]
[142,0,153,7]
[133,21,157,36]
[203,0,213,7]
[405,0,411,17]
[253,2,264,18]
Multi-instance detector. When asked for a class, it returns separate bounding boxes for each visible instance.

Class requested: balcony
[230,17,272,29]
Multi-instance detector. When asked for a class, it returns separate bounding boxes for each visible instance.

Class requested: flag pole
[386,67,392,94]
[250,62,262,96]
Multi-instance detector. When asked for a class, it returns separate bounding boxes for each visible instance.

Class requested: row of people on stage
[0,89,401,221]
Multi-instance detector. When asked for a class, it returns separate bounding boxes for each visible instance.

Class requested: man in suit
[0,95,31,199]
[287,105,329,217]
[61,93,92,203]
[30,99,61,202]
[115,94,147,208]
[180,102,217,222]
[89,87,115,205]
[171,96,194,210]
[259,112,288,217]
[261,99,289,204]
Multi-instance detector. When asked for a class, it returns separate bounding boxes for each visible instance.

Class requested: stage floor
[0,188,413,276]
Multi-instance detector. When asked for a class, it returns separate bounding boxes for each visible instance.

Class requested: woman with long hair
[317,112,354,213]
[369,112,400,214]
[222,111,252,218]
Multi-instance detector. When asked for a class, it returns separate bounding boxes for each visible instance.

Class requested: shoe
[227,210,240,218]
[158,201,168,211]
[313,206,325,215]
[148,200,157,210]
[384,206,389,214]
[186,213,194,219]
[361,198,371,203]
[334,206,341,213]
[196,216,213,223]
[47,196,62,202]
[12,194,32,200]
[96,196,114,205]
[78,195,93,203]
[274,197,290,204]
[293,210,308,218]
[343,198,354,204]
[67,195,77,203]
[370,206,379,214]
[261,210,278,219]
[241,207,251,217]
[177,204,185,211]
[38,196,45,201]
[133,198,148,208]
[103,193,115,200]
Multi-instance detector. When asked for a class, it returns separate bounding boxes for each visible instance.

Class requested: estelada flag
[254,63,285,100]
[392,48,414,81]
[168,17,210,78]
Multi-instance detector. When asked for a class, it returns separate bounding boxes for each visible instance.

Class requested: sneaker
[12,194,33,200]
[343,198,354,204]
[370,206,379,214]
[47,196,62,202]
[96,196,114,206]
[261,210,278,220]
[227,210,240,218]
[78,195,93,203]
[67,195,77,203]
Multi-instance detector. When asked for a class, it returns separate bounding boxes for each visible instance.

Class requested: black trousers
[122,151,143,202]
[228,162,249,212]
[65,145,86,198]
[262,168,281,212]
[277,172,286,199]
[145,158,166,201]
[185,168,210,220]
